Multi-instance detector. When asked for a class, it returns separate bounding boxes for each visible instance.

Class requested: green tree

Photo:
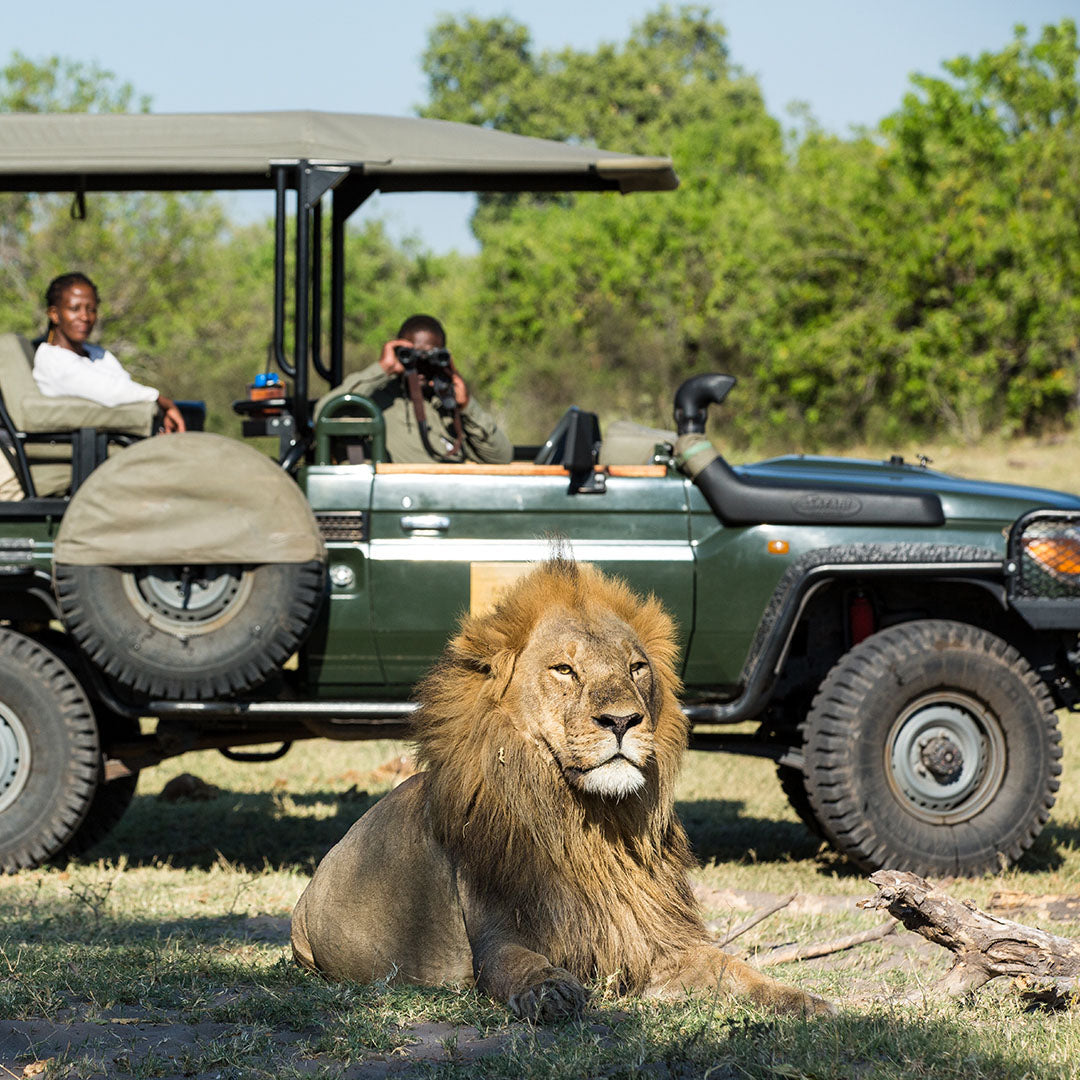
[753,18,1080,445]
[420,5,784,436]
[420,11,1080,447]
[873,19,1080,439]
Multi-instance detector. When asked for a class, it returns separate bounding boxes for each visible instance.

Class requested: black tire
[776,764,824,839]
[51,709,139,863]
[0,629,100,873]
[802,620,1061,876]
[54,559,325,699]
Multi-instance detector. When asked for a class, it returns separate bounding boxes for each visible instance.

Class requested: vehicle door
[366,463,694,688]
[300,463,381,689]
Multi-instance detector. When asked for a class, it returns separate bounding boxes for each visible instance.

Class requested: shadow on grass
[76,789,384,873]
[503,1008,1079,1080]
[82,789,828,875]
[679,796,1077,878]
[677,797,825,867]
[3,982,1066,1080]
[73,785,1079,879]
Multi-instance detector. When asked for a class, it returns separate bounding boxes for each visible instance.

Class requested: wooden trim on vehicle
[374,463,668,478]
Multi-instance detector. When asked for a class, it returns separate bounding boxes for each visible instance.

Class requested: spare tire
[51,432,328,699]
[54,559,325,699]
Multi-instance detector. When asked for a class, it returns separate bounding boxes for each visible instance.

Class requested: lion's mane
[412,558,705,992]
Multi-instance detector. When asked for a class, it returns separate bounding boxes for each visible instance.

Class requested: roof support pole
[272,166,293,379]
[330,181,375,390]
[294,164,349,427]
[310,201,331,384]
[294,176,310,419]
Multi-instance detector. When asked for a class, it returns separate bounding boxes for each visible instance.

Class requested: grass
[4,721,1079,1078]
[4,438,1080,1078]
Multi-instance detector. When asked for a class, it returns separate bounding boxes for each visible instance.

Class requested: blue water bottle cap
[254,373,268,388]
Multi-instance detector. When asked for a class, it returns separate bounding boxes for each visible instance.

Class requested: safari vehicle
[1,112,1079,880]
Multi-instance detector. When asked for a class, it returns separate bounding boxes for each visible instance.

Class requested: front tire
[0,629,99,873]
[802,620,1061,876]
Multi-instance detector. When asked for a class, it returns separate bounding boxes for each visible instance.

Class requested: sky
[5,0,1079,252]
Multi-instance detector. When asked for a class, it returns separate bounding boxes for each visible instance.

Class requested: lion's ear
[448,634,518,701]
[486,648,518,700]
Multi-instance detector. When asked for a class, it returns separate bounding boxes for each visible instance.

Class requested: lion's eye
[551,663,575,677]
[630,660,649,676]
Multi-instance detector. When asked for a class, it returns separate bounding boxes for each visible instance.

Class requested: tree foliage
[421,10,1080,447]
[3,12,1078,449]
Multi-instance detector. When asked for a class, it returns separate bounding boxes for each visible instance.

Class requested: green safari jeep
[1,112,1078,879]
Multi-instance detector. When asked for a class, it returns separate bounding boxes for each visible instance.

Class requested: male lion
[291,559,831,1020]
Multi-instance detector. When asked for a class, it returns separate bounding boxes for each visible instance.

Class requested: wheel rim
[0,701,31,815]
[122,564,255,636]
[886,691,1006,824]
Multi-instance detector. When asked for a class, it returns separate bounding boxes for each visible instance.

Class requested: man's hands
[156,395,187,433]
[378,339,411,376]
[450,371,469,408]
[380,339,470,408]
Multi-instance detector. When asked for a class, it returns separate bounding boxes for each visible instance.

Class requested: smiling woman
[32,272,186,433]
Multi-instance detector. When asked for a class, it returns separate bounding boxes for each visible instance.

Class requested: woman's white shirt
[33,341,159,408]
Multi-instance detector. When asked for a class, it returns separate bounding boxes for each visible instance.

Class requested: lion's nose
[592,712,644,744]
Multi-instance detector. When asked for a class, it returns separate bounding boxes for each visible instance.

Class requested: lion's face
[507,607,660,799]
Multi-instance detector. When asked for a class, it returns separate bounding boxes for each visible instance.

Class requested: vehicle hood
[738,454,1080,520]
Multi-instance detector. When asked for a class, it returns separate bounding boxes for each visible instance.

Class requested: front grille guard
[1007,509,1080,628]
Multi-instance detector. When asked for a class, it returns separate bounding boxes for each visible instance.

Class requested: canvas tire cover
[53,432,326,566]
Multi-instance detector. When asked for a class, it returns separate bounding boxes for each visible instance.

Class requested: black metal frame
[268,164,375,452]
[1006,509,1080,629]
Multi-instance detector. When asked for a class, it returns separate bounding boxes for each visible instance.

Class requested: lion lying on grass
[291,559,831,1021]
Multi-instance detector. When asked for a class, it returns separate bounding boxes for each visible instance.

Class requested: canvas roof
[0,110,678,194]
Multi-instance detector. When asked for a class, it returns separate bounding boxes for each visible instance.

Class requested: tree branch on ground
[860,870,1080,1006]
[757,920,897,967]
[712,892,797,946]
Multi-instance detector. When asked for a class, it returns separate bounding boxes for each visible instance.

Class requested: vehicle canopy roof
[0,110,678,194]
[0,110,678,431]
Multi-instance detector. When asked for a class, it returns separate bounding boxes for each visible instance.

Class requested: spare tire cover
[53,432,325,566]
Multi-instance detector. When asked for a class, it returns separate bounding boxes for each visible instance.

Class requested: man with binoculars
[322,314,512,464]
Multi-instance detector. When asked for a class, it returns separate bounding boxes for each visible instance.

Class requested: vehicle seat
[0,332,157,497]
[598,420,676,466]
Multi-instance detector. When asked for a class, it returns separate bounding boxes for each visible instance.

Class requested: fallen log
[860,870,1080,1003]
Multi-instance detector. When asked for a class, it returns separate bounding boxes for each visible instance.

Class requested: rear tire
[0,629,99,873]
[51,709,139,863]
[54,559,325,698]
[802,620,1061,876]
[776,764,824,839]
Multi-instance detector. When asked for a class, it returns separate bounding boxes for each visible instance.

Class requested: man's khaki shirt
[316,363,513,464]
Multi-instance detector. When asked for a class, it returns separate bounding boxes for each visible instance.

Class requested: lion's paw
[770,985,837,1018]
[509,968,588,1023]
[803,992,838,1018]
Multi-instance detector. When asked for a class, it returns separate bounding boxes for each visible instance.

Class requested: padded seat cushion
[0,333,157,496]
[0,333,156,434]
